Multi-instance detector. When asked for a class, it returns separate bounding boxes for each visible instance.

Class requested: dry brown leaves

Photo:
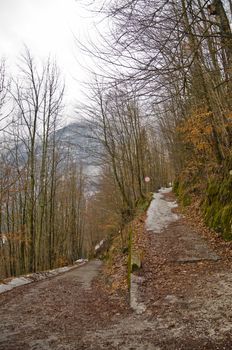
[97,212,148,302]
[97,235,129,302]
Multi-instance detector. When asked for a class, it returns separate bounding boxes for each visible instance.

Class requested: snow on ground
[50,266,70,274]
[75,258,88,264]
[0,277,31,294]
[0,284,14,293]
[8,277,31,287]
[95,240,104,251]
[0,260,87,295]
[146,187,179,233]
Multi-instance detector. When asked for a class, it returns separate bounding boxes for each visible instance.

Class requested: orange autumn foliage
[177,108,214,156]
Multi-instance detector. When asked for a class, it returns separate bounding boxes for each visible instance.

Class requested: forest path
[83,190,232,349]
[0,260,125,350]
[1,190,232,349]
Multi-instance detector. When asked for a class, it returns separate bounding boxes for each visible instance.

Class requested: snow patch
[8,277,31,286]
[50,266,70,274]
[0,284,13,293]
[0,276,31,294]
[0,260,87,295]
[159,187,172,194]
[146,187,179,233]
[0,234,7,245]
[75,258,88,263]
[95,240,104,251]
[130,275,146,314]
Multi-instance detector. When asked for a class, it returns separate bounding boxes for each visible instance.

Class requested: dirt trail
[0,260,128,350]
[84,190,232,349]
[1,191,232,349]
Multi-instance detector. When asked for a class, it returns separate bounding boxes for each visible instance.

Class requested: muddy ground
[1,192,232,349]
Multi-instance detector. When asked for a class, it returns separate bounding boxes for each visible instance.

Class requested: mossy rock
[178,188,191,207]
[131,253,142,272]
[173,178,192,207]
[136,193,153,213]
[176,166,232,240]
[203,175,232,240]
[172,180,179,195]
[181,193,191,207]
[221,205,232,240]
[207,180,220,196]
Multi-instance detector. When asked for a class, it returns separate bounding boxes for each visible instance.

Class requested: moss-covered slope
[174,167,232,240]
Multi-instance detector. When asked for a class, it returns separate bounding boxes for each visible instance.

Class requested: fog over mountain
[0,121,102,192]
[56,122,101,167]
[56,121,102,191]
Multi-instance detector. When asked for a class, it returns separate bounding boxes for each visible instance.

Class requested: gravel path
[82,190,232,349]
[0,260,128,350]
[1,191,232,349]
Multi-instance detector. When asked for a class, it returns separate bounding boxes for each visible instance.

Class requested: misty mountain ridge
[0,121,102,186]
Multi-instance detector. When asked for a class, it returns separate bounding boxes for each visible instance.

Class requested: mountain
[0,121,102,192]
[56,121,102,191]
[56,121,102,173]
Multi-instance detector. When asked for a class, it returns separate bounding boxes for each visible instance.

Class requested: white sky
[0,0,102,121]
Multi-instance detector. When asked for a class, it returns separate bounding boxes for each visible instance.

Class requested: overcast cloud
[0,0,100,120]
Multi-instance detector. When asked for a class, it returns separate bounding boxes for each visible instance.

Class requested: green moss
[181,192,192,207]
[219,176,232,203]
[127,227,132,290]
[202,175,232,240]
[172,180,179,195]
[175,167,232,241]
[131,251,142,272]
[206,180,220,201]
[221,205,232,240]
[136,193,153,213]
[174,180,191,207]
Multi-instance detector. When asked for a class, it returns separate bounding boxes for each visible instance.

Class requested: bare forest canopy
[0,47,169,280]
[80,0,232,239]
[0,49,88,279]
[1,0,232,279]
